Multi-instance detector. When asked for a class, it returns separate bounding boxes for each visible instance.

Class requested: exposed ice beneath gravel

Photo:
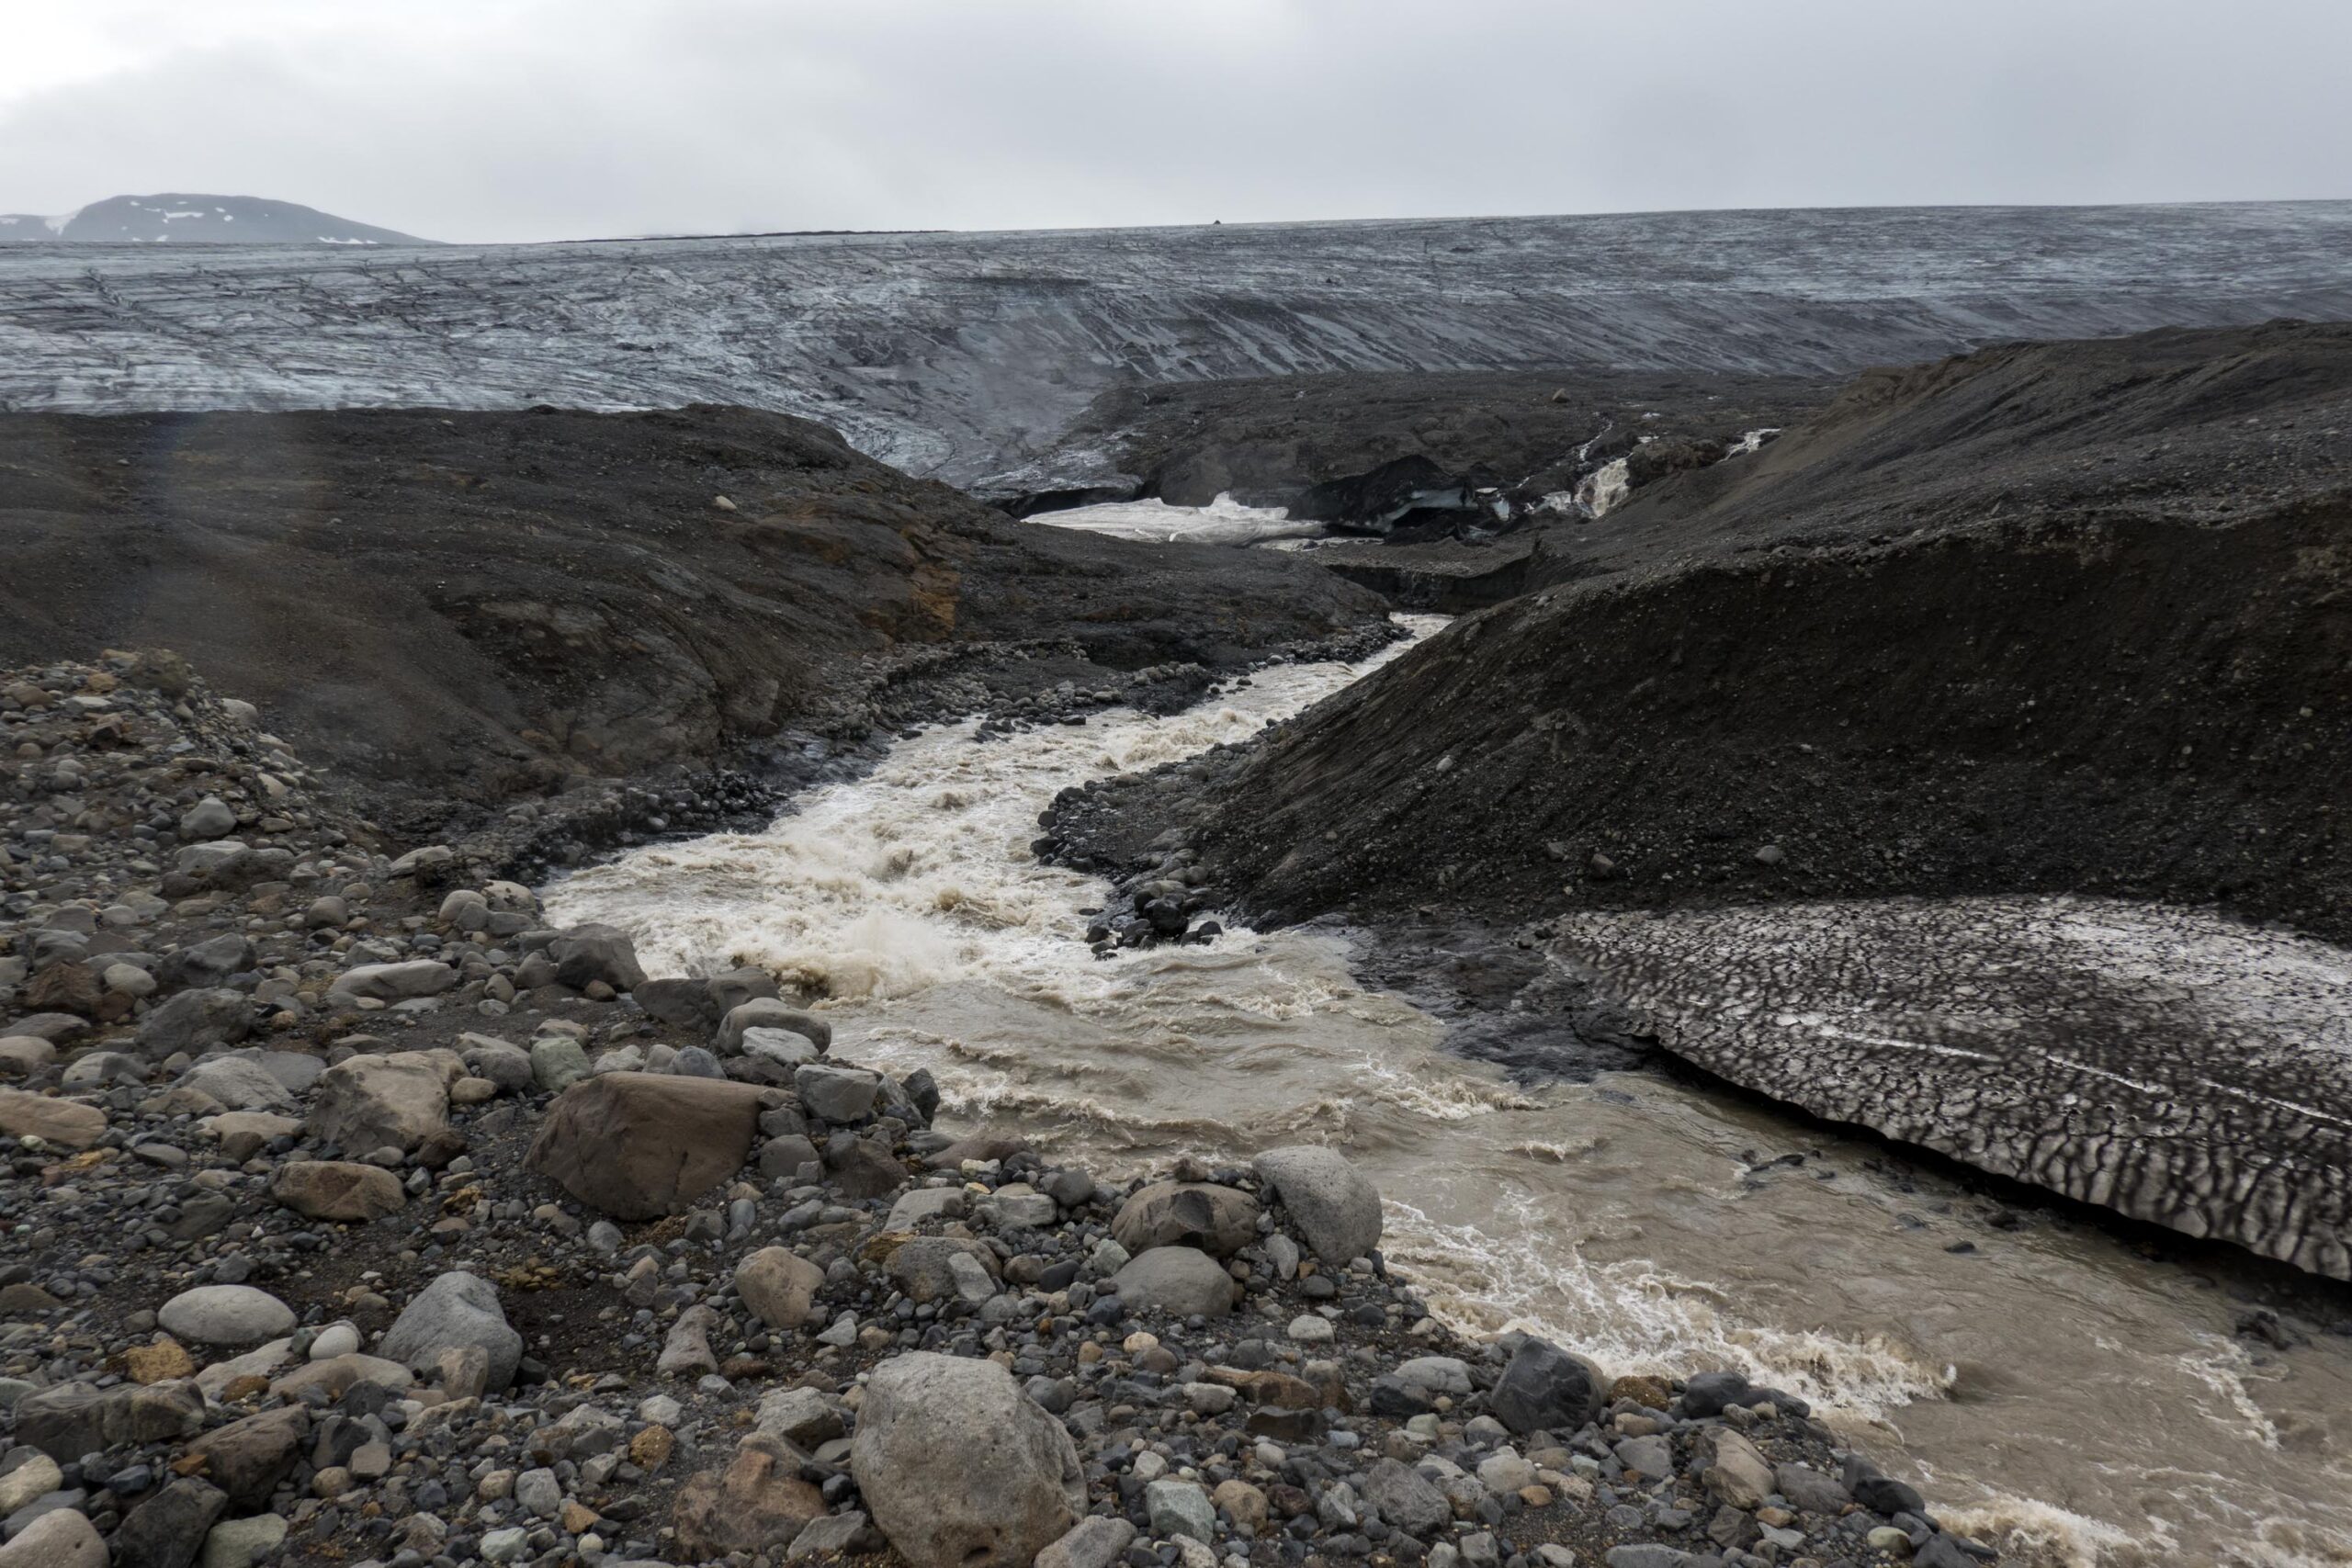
[1026,492,1323,547]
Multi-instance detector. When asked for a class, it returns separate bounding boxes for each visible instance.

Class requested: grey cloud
[0,0,2345,243]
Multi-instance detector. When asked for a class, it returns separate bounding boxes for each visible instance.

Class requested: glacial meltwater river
[543,617,2352,1568]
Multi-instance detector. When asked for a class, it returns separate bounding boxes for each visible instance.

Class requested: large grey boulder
[306,1050,458,1152]
[885,1237,1000,1305]
[112,1475,227,1568]
[1111,1180,1259,1258]
[526,1072,769,1219]
[137,988,252,1058]
[740,1027,820,1072]
[547,924,647,992]
[1363,1458,1451,1537]
[1251,1145,1383,1262]
[378,1271,523,1392]
[1109,1247,1237,1318]
[182,1056,297,1113]
[157,934,256,992]
[1488,1336,1605,1437]
[851,1353,1085,1568]
[0,1508,106,1568]
[179,796,237,840]
[633,976,720,1028]
[794,1062,880,1122]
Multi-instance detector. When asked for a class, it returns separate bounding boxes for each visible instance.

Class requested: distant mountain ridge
[0,194,431,245]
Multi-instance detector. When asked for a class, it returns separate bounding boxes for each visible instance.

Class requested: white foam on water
[1026,491,1326,547]
[1576,455,1631,516]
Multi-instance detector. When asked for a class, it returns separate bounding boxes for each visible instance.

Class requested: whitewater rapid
[543,617,2352,1568]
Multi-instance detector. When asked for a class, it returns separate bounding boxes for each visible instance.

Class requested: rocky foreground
[0,663,2004,1568]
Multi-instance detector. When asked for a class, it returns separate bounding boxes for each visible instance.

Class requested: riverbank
[0,649,2014,1568]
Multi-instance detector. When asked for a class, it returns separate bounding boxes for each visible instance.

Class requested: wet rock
[1111,1180,1260,1258]
[548,923,647,992]
[1774,1460,1851,1514]
[1250,1145,1383,1261]
[1843,1452,1928,1517]
[378,1271,523,1391]
[852,1352,1086,1568]
[716,997,831,1055]
[1489,1336,1604,1435]
[795,1061,881,1122]
[1679,1370,1751,1417]
[526,1072,769,1218]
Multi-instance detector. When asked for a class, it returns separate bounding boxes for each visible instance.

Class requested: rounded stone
[158,1285,298,1347]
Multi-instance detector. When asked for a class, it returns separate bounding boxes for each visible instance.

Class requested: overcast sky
[3,0,2346,243]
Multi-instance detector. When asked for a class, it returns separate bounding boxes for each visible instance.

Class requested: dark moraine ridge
[974,367,1838,517]
[0,404,1385,826]
[1046,321,2352,1273]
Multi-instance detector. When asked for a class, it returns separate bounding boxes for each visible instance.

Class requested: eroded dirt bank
[0,404,1390,850]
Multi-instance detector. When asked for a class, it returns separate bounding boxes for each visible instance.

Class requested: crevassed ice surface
[6,202,2352,481]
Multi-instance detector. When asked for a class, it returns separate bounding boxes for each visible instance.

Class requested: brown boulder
[526,1072,770,1220]
[23,961,102,1018]
[180,1404,311,1506]
[673,1434,827,1557]
[0,1088,106,1149]
[1111,1181,1260,1258]
[735,1247,825,1329]
[268,1159,406,1222]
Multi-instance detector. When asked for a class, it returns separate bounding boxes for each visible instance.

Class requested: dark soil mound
[0,405,1385,823]
[1046,321,2352,942]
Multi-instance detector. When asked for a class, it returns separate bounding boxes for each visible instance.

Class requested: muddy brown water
[544,617,2352,1567]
